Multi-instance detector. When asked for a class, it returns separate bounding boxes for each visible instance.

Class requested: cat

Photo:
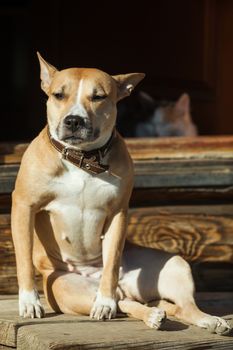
[117,91,198,137]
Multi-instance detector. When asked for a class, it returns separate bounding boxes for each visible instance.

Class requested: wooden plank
[0,143,28,164]
[1,136,233,193]
[0,214,18,295]
[127,205,233,263]
[16,320,233,350]
[0,296,51,347]
[1,136,233,164]
[1,157,233,193]
[126,136,233,160]
[133,159,233,188]
[2,187,233,215]
[130,187,233,207]
[0,295,232,349]
[0,215,42,294]
[0,165,19,194]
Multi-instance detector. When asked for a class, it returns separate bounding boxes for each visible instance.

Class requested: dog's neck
[47,126,115,175]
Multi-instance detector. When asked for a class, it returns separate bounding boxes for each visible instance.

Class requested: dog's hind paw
[143,308,166,330]
[199,316,232,335]
[19,288,45,318]
[90,293,117,320]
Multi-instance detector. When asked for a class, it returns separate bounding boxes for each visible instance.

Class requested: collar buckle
[62,146,69,159]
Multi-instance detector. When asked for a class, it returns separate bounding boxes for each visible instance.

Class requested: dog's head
[37,53,145,150]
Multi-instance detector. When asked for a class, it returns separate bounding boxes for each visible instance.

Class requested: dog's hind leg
[41,270,99,316]
[118,299,166,329]
[121,243,231,334]
[158,255,231,335]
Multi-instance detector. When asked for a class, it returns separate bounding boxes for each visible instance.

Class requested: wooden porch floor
[0,293,232,349]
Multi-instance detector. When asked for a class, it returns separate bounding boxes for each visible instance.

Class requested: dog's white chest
[45,161,121,263]
[49,161,120,208]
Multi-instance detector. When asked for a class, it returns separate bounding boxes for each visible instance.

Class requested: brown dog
[11,54,231,334]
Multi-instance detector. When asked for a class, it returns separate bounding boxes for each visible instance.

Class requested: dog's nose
[64,115,84,132]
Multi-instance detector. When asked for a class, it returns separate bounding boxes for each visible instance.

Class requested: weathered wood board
[0,215,42,294]
[126,136,233,160]
[1,136,233,193]
[3,159,233,193]
[1,135,233,163]
[0,294,232,349]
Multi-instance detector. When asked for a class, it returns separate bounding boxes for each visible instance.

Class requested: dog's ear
[112,73,145,101]
[37,52,58,95]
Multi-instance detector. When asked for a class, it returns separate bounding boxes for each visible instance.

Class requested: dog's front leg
[11,195,44,318]
[90,209,127,320]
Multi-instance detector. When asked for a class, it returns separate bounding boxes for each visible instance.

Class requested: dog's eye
[92,94,107,101]
[53,92,65,100]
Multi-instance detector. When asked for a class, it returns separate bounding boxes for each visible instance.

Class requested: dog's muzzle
[60,114,93,144]
[64,115,85,133]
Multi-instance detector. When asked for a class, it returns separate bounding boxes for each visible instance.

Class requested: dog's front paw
[90,292,117,320]
[19,288,45,318]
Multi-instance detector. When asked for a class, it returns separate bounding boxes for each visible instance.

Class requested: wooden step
[1,136,233,193]
[0,294,232,349]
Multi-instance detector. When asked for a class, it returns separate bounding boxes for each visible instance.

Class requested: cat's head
[153,93,197,137]
[135,92,197,137]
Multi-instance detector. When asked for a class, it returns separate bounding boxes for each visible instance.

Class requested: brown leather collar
[48,127,115,175]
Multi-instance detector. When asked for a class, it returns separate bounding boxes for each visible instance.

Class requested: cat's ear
[138,91,156,108]
[175,93,190,115]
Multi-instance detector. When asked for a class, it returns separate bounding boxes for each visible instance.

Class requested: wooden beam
[1,135,233,162]
[126,135,233,160]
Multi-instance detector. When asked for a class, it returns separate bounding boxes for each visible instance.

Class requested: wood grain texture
[126,136,233,160]
[17,320,233,350]
[127,205,233,263]
[1,139,233,193]
[133,158,233,188]
[0,214,42,294]
[2,160,233,193]
[2,187,233,215]
[0,295,231,350]
[1,204,233,294]
[0,143,28,164]
[1,135,233,164]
